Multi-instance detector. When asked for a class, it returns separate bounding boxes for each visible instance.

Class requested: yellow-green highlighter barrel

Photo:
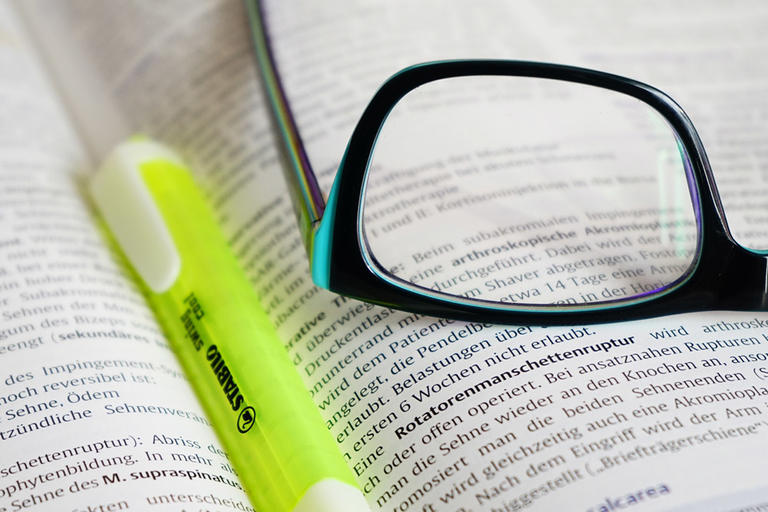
[89,138,369,512]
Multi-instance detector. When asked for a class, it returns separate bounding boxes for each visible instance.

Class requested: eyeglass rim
[312,60,768,324]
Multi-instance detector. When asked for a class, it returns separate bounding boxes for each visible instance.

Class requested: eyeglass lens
[361,76,699,307]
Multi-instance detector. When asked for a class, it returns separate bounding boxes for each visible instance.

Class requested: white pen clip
[89,139,182,293]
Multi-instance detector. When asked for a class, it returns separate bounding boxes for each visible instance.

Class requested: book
[2,0,768,510]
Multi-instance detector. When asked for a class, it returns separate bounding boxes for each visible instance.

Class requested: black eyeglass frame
[246,0,768,325]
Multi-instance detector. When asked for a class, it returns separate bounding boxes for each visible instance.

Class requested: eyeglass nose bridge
[688,226,768,310]
[682,155,768,311]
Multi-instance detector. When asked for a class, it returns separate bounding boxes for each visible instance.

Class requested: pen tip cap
[90,138,183,293]
[293,479,371,512]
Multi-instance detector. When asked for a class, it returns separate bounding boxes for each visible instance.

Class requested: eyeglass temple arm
[245,0,326,256]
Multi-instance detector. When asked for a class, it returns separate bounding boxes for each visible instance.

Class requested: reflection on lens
[360,76,699,307]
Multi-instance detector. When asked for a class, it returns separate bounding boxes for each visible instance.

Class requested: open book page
[265,2,768,510]
[21,1,768,511]
[263,2,766,510]
[0,3,252,510]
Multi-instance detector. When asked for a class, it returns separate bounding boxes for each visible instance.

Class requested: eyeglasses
[246,1,768,325]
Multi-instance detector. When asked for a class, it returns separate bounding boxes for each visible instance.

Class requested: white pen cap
[293,479,371,512]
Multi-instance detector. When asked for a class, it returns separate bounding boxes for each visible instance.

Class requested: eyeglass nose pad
[689,214,768,309]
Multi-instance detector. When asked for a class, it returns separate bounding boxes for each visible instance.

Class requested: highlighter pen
[90,138,370,512]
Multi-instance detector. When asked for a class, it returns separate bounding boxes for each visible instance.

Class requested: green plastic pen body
[90,140,369,512]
